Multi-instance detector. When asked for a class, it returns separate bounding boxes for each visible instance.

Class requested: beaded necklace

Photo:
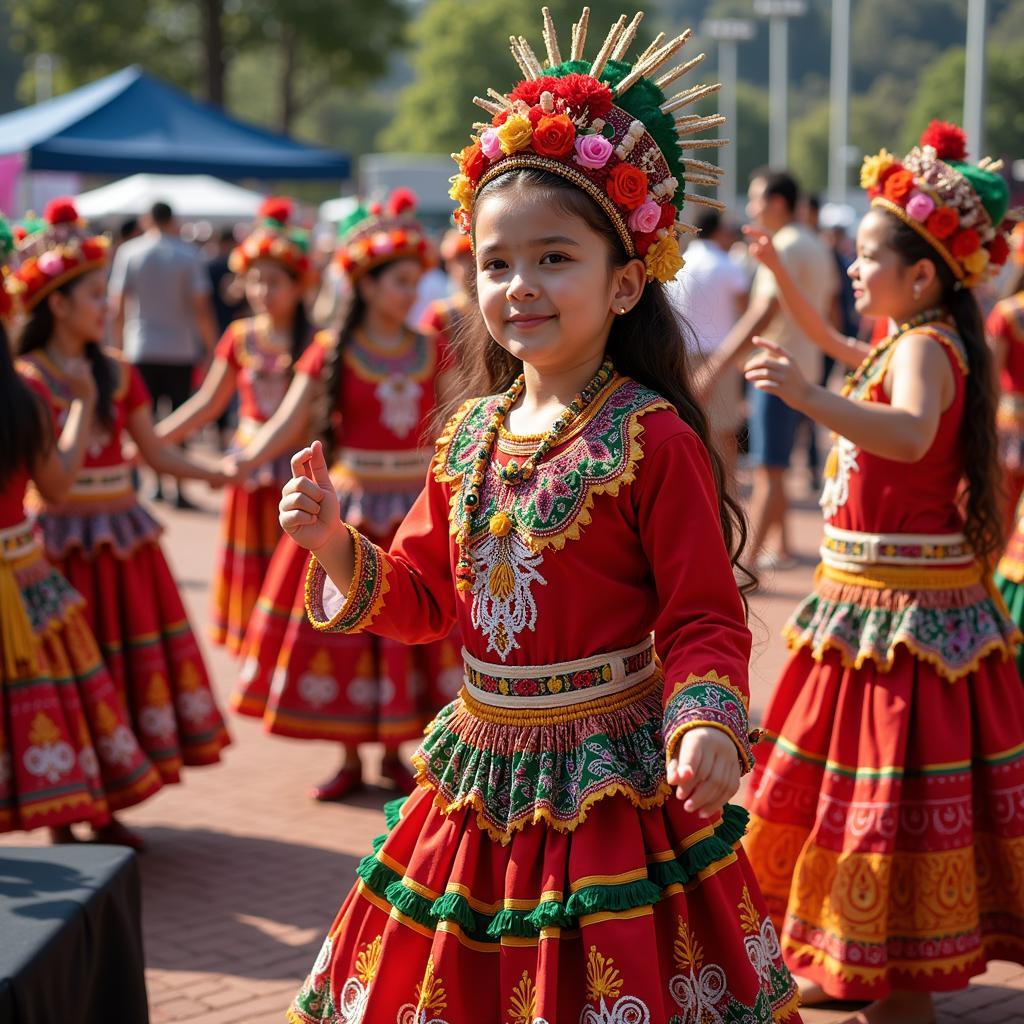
[841,306,949,400]
[454,358,615,593]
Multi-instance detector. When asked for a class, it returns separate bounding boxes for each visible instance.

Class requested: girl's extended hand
[279,440,342,552]
[742,224,782,272]
[666,726,741,819]
[744,338,811,410]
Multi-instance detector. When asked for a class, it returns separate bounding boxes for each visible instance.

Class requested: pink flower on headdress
[372,232,395,254]
[628,200,661,235]
[480,128,503,161]
[37,250,66,276]
[573,133,613,170]
[905,192,935,222]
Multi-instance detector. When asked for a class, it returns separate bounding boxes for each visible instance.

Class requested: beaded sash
[0,519,40,563]
[821,525,973,569]
[331,447,433,485]
[67,464,134,501]
[461,635,657,710]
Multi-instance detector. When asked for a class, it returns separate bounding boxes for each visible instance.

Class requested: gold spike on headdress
[589,14,627,80]
[680,191,727,211]
[541,6,562,65]
[681,138,730,150]
[570,7,591,61]
[610,12,645,61]
[613,29,691,96]
[676,114,727,136]
[636,31,665,64]
[656,54,707,92]
[510,36,544,79]
[473,96,507,117]
[682,158,725,177]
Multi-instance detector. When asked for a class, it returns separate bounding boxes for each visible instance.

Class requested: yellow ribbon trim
[819,561,981,591]
[0,560,37,677]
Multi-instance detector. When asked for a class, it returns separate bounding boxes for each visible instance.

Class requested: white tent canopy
[75,173,266,222]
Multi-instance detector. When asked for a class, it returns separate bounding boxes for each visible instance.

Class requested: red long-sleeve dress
[18,349,230,783]
[233,328,462,744]
[288,374,799,1023]
[744,321,1024,999]
[0,371,162,830]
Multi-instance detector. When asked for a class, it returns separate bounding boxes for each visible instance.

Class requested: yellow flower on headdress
[860,149,896,189]
[497,114,533,156]
[644,233,684,282]
[963,248,989,276]
[448,174,475,211]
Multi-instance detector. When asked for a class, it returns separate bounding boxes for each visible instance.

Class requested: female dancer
[12,199,231,797]
[743,123,1023,1023]
[230,190,459,800]
[157,196,315,652]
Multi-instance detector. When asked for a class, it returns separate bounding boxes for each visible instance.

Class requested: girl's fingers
[751,337,789,358]
[290,447,314,477]
[306,440,335,489]
[280,509,317,530]
[282,476,322,500]
[280,492,321,517]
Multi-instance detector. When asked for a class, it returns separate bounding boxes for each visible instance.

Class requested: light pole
[963,0,987,160]
[702,18,756,210]
[827,0,850,203]
[753,0,807,168]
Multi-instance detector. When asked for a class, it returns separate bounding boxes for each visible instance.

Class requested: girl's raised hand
[744,337,810,410]
[742,224,781,272]
[666,727,741,819]
[279,440,342,552]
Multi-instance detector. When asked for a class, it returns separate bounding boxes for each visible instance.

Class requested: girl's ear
[610,258,647,317]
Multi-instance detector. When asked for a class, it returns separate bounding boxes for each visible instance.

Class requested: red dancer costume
[289,10,799,1022]
[417,228,473,350]
[745,128,1024,999]
[11,203,230,784]
[233,196,462,746]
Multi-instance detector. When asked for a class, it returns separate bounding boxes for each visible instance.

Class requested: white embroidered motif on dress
[376,375,422,438]
[819,435,859,520]
[470,527,546,661]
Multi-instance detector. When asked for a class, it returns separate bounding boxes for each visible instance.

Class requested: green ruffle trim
[355,802,749,943]
[995,571,1024,674]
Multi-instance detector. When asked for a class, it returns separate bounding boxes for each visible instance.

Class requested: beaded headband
[7,198,110,314]
[334,188,434,283]
[861,122,1016,289]
[229,196,311,280]
[449,6,727,283]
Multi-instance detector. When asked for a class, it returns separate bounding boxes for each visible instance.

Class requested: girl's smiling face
[473,181,645,374]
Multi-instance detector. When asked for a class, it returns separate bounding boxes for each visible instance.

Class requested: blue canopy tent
[0,66,350,180]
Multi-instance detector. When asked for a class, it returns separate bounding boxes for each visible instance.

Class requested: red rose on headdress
[509,76,562,107]
[657,202,677,230]
[258,196,292,225]
[926,207,959,239]
[989,233,1010,267]
[634,232,656,257]
[44,197,79,225]
[950,229,981,259]
[607,163,649,211]
[882,169,915,203]
[527,105,545,125]
[80,238,106,261]
[532,114,576,158]
[458,142,486,184]
[387,188,417,217]
[920,120,968,162]
[555,73,613,119]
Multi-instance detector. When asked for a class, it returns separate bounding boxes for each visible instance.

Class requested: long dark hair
[0,319,52,488]
[884,211,1003,564]
[444,168,754,608]
[17,276,116,429]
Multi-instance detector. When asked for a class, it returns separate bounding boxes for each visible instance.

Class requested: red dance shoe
[311,765,365,802]
[380,759,418,795]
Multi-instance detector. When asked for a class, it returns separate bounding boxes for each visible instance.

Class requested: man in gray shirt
[109,201,218,506]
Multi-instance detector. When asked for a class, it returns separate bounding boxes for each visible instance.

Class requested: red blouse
[214,317,298,424]
[820,323,968,538]
[0,373,54,529]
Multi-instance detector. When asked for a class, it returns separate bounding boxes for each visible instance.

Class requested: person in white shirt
[665,208,749,477]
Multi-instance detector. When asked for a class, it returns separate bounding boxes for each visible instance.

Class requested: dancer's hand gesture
[279,440,342,552]
[667,727,742,819]
[742,224,782,272]
[744,338,811,410]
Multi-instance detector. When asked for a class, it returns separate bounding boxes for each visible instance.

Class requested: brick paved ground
[3,469,1023,1023]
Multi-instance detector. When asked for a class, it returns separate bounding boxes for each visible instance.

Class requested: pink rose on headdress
[628,200,661,235]
[37,251,66,276]
[372,232,395,254]
[574,133,613,170]
[905,192,935,222]
[480,129,503,161]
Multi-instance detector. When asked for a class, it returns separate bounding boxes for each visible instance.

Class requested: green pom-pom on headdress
[949,161,1010,228]
[0,214,13,262]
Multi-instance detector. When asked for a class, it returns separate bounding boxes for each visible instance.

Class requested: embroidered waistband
[462,636,658,709]
[821,525,972,570]
[68,464,134,500]
[0,519,40,563]
[331,447,433,483]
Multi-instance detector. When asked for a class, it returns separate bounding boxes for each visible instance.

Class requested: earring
[618,306,627,315]
[912,283,922,299]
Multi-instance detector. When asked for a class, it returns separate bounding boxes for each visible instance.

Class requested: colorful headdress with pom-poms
[0,213,14,318]
[229,196,311,279]
[334,188,433,282]
[440,226,474,262]
[448,6,727,283]
[860,121,1017,289]
[7,198,110,313]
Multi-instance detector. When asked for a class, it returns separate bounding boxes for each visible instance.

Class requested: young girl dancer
[742,123,1023,1023]
[156,197,315,653]
[12,199,231,804]
[281,10,799,1020]
[230,190,459,800]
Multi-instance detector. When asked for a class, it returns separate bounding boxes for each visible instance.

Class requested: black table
[0,845,149,1023]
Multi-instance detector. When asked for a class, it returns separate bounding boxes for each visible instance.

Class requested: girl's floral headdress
[334,188,433,282]
[440,226,474,262]
[7,198,110,313]
[449,6,727,283]
[230,196,311,280]
[861,121,1016,289]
